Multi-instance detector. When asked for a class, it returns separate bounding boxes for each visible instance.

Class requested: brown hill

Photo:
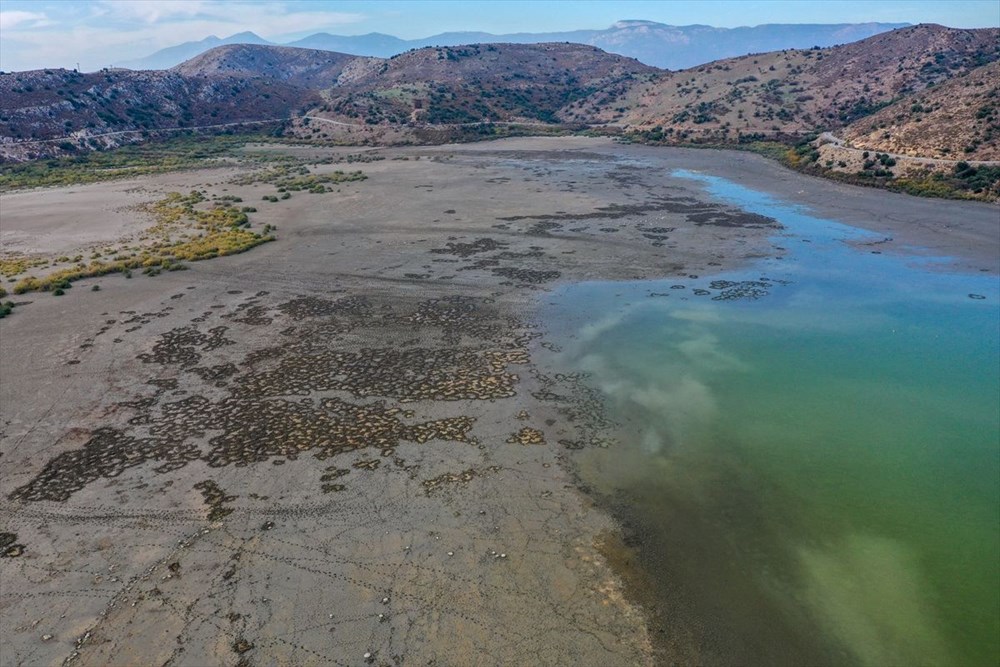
[608,24,1000,145]
[840,60,1000,160]
[172,44,381,88]
[2,27,997,161]
[314,42,657,125]
[0,67,315,158]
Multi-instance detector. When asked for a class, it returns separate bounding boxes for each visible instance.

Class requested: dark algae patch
[0,532,26,558]
[194,480,237,521]
[8,293,527,504]
[492,267,561,284]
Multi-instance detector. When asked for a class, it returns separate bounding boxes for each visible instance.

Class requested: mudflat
[1,137,996,666]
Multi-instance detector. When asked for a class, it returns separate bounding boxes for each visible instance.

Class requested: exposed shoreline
[615,142,1000,273]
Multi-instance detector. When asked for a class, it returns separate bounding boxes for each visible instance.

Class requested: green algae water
[541,173,1000,666]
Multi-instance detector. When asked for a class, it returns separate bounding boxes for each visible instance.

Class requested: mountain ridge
[117,20,910,71]
[118,31,273,70]
[3,25,997,167]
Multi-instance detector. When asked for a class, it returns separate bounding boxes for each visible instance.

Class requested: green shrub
[0,134,285,190]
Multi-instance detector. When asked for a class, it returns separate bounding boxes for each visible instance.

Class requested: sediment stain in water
[540,172,1000,666]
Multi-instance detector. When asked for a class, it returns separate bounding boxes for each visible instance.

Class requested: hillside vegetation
[313,43,656,126]
[0,68,314,160]
[613,25,1000,144]
[172,44,381,88]
[841,60,1000,160]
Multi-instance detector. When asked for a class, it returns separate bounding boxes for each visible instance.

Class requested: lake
[540,171,1000,665]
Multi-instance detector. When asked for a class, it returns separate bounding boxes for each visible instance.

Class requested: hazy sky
[2,0,998,72]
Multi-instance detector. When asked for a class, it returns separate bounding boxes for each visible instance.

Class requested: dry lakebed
[1,137,998,666]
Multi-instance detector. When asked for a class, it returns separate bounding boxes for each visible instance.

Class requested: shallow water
[541,172,999,666]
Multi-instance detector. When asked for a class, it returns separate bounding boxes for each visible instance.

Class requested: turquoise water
[541,173,1000,665]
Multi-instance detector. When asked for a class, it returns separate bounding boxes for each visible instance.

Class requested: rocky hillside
[172,44,380,88]
[0,42,653,160]
[610,24,1000,144]
[315,42,657,125]
[840,60,1000,160]
[0,67,316,159]
[2,26,998,162]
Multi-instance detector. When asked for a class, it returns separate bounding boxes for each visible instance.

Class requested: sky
[1,0,998,72]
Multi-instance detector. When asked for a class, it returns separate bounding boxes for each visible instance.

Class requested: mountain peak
[611,20,666,29]
[226,31,266,41]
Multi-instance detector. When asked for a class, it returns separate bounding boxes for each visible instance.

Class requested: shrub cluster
[0,134,285,191]
[10,190,273,295]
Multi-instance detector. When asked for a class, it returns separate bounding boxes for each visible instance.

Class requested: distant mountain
[117,21,909,72]
[585,21,912,70]
[118,31,273,70]
[286,32,408,57]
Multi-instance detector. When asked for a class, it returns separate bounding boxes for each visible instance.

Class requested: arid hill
[313,42,657,125]
[0,68,315,158]
[840,59,999,160]
[0,42,654,160]
[607,24,1000,144]
[172,44,381,89]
